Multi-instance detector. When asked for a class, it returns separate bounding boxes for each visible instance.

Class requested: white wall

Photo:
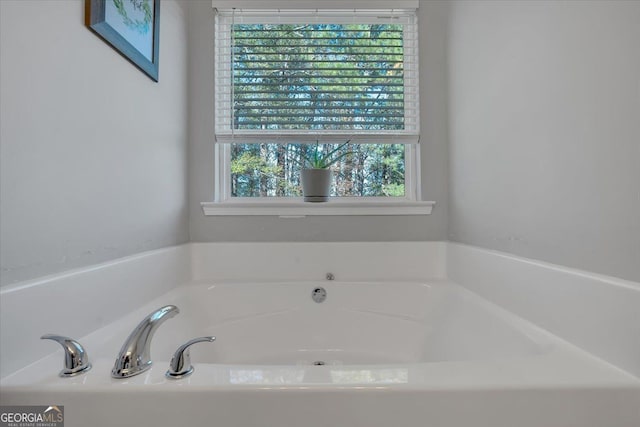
[0,0,190,287]
[187,0,449,242]
[448,0,640,282]
[4,0,637,285]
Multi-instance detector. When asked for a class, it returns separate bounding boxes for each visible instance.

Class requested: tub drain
[313,361,325,366]
[312,287,327,303]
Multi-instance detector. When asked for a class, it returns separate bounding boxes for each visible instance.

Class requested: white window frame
[204,144,434,216]
[215,144,421,203]
[204,5,434,216]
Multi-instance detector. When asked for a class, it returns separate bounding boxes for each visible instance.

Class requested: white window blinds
[214,8,420,144]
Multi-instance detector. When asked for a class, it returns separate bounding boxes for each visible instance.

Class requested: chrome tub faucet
[111,305,179,379]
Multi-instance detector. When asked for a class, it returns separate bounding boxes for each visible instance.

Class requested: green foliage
[228,21,407,198]
[291,141,351,169]
[382,183,405,197]
[230,147,285,197]
[231,152,270,175]
[232,22,405,131]
[231,143,405,198]
[112,0,153,34]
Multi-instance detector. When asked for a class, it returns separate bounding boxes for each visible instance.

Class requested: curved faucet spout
[111,305,179,379]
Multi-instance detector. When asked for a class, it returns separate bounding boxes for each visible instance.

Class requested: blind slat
[237,113,406,118]
[224,67,410,72]
[231,106,407,110]
[233,90,405,95]
[233,60,403,64]
[235,44,403,48]
[215,132,420,145]
[234,75,405,80]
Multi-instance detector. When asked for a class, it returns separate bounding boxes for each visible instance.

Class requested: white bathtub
[142,280,552,366]
[2,279,638,427]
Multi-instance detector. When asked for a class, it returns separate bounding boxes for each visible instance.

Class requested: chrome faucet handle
[166,336,215,379]
[41,334,92,377]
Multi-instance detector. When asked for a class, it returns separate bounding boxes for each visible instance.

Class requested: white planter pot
[301,168,332,202]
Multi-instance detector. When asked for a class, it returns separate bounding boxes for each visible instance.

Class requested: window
[227,143,408,197]
[210,7,431,214]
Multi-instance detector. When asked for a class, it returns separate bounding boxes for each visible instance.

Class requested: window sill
[201,200,435,217]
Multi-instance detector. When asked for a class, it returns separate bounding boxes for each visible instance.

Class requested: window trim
[201,200,435,217]
[215,143,420,203]
[205,6,435,216]
[203,143,434,217]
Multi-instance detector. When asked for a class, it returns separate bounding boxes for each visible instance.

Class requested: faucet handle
[41,334,92,377]
[166,336,215,379]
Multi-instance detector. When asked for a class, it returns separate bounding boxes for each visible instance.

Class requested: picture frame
[86,0,160,81]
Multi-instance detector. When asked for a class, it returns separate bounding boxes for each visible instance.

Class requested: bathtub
[2,279,638,427]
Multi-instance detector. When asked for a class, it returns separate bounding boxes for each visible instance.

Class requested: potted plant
[297,140,350,202]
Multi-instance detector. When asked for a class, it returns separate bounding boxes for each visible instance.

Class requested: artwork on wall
[86,0,160,81]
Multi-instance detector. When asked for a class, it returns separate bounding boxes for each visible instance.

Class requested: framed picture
[86,0,160,81]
